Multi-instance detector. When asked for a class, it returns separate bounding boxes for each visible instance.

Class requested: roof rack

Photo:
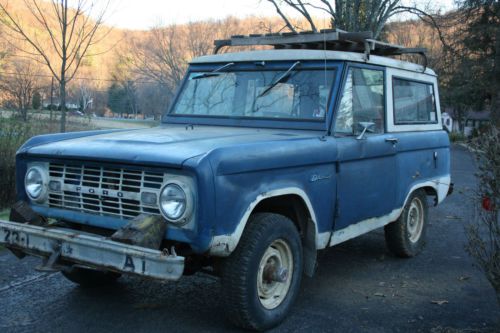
[214,29,427,68]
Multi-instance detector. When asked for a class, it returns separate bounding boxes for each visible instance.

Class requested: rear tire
[385,189,428,257]
[221,213,303,331]
[61,266,121,287]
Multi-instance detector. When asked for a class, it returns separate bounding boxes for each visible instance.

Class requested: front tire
[385,189,428,257]
[61,266,121,287]
[221,213,303,331]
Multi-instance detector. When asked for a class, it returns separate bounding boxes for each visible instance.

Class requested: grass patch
[0,209,8,221]
[449,131,466,142]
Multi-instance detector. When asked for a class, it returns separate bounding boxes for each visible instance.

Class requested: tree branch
[267,0,298,33]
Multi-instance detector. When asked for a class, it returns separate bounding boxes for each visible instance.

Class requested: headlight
[25,166,48,203]
[159,182,193,224]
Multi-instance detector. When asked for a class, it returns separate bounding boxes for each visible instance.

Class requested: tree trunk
[50,77,54,122]
[60,80,66,133]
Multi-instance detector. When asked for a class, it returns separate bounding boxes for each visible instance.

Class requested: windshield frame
[163,61,344,131]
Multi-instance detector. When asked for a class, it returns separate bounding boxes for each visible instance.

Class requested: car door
[332,65,398,232]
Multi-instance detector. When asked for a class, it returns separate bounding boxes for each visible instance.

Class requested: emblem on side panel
[310,174,332,182]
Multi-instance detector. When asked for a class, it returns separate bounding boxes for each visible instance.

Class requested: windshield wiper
[258,61,300,97]
[191,62,235,80]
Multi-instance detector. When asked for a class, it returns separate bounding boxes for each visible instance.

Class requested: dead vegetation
[466,125,500,306]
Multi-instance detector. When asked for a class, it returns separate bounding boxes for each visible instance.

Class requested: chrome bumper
[0,220,184,281]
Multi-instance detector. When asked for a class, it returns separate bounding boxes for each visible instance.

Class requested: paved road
[0,145,498,332]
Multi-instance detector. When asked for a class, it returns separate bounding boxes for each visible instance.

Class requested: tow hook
[35,242,62,272]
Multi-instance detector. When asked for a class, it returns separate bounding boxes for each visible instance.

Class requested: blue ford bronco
[1,31,452,330]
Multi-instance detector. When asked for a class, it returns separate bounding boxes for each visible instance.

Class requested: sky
[104,0,456,30]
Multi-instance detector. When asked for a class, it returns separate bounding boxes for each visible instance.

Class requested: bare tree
[78,82,93,114]
[266,0,438,38]
[0,58,39,121]
[128,25,185,93]
[0,0,110,131]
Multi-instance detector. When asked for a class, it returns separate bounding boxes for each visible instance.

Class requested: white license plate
[1,227,29,247]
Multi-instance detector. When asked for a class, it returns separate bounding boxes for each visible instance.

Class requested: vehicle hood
[23,125,320,167]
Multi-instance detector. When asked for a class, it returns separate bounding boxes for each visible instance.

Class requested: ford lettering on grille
[74,186,125,198]
[47,163,165,219]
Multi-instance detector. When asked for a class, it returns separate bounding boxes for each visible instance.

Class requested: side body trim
[329,175,451,246]
[209,175,450,256]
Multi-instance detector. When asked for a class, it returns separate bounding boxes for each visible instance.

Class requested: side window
[393,78,437,124]
[334,67,384,135]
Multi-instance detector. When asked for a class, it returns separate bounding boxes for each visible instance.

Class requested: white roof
[191,49,436,76]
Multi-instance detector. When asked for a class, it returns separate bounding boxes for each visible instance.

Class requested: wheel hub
[263,264,289,283]
[407,197,424,243]
[257,239,293,310]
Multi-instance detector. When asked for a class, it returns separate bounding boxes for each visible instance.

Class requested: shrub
[0,116,94,209]
[466,125,500,305]
[32,91,42,110]
[448,131,466,142]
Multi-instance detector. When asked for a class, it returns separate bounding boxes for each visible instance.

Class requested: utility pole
[50,77,54,121]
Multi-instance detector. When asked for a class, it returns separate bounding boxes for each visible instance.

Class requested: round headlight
[160,183,189,223]
[25,167,46,202]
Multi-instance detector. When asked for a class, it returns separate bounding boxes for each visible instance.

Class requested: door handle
[385,137,399,144]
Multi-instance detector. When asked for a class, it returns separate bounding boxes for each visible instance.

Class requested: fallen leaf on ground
[431,300,449,305]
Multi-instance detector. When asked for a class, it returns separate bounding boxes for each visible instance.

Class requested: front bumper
[0,220,184,281]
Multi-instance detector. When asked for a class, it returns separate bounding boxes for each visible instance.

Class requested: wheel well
[421,186,438,206]
[252,194,310,238]
[251,194,318,277]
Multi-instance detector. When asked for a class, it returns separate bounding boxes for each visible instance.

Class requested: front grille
[47,163,165,219]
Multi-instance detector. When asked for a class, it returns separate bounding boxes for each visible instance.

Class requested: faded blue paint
[394,131,450,207]
[14,59,451,255]
[334,134,398,230]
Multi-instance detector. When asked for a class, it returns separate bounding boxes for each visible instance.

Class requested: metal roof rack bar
[213,30,427,67]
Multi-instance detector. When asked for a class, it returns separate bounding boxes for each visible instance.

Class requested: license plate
[1,227,29,247]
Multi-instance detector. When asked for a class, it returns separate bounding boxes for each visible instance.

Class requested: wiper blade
[190,72,221,80]
[191,62,235,80]
[258,61,300,97]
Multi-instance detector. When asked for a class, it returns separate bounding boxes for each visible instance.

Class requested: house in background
[441,108,491,136]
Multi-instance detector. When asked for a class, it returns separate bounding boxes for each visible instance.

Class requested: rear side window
[393,78,437,124]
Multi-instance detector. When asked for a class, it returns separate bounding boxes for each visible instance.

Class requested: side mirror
[356,122,375,140]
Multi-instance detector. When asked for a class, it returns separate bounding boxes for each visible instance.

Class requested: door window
[334,67,385,135]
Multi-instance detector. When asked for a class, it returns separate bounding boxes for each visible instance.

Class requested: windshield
[170,68,335,121]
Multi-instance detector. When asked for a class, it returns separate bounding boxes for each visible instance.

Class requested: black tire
[221,213,303,331]
[61,266,121,287]
[385,189,428,257]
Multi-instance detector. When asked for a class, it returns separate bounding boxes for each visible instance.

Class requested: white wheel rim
[257,239,294,310]
[407,197,424,243]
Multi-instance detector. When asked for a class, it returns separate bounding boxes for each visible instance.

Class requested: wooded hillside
[0,1,497,126]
